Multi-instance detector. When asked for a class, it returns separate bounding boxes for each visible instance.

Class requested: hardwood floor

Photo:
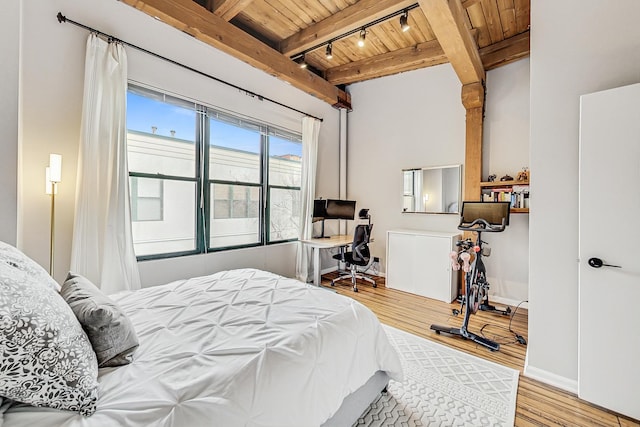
[321,272,640,427]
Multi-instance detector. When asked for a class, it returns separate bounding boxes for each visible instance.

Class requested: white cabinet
[386,229,460,303]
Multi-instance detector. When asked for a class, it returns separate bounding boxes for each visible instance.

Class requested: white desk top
[301,234,353,248]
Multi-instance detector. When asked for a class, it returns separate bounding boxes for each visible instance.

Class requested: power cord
[479,300,528,346]
[509,300,528,345]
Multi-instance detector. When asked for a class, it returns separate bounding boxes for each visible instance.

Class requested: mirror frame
[402,164,462,214]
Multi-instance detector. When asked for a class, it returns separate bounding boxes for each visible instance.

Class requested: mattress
[3,268,402,427]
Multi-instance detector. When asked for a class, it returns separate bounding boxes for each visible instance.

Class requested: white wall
[482,59,530,303]
[17,0,340,284]
[0,1,20,246]
[527,1,640,391]
[346,64,465,275]
[345,60,530,304]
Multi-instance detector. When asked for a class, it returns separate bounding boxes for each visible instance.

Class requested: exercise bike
[450,239,511,317]
[430,201,510,351]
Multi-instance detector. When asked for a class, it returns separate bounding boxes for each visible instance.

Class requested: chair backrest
[351,224,371,265]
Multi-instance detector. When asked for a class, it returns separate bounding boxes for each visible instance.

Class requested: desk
[301,234,353,286]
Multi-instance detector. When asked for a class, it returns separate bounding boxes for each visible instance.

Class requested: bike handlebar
[457,218,506,233]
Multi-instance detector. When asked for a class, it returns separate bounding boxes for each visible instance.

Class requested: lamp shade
[49,154,62,183]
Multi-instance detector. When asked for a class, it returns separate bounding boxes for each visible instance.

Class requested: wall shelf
[480,179,529,187]
[480,179,529,212]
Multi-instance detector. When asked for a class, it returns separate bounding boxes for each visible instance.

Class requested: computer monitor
[312,199,327,222]
[325,199,356,220]
[460,201,510,227]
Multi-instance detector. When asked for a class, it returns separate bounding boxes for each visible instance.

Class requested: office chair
[331,209,376,292]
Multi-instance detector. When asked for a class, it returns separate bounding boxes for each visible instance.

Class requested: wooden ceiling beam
[461,0,482,8]
[418,0,485,84]
[120,0,350,108]
[205,0,254,21]
[480,30,530,70]
[279,0,416,58]
[326,40,447,86]
[325,28,528,86]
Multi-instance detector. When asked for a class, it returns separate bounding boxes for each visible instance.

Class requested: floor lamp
[46,154,62,276]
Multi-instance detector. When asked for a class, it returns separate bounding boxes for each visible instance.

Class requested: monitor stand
[313,219,330,238]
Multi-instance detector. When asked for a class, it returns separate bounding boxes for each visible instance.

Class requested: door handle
[588,257,622,269]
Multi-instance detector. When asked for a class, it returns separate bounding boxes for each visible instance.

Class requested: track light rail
[291,3,420,60]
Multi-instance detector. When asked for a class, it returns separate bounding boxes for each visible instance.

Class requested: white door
[578,83,640,420]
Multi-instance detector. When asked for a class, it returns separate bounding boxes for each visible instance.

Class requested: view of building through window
[126,87,302,258]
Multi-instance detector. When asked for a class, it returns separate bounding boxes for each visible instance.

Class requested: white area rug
[355,325,519,426]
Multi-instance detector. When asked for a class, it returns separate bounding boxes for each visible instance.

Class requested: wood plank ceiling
[123,0,530,108]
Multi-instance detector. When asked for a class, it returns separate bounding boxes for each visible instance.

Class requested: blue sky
[127,91,301,157]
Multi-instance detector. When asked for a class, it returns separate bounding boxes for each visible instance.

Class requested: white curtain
[296,117,321,282]
[71,34,140,294]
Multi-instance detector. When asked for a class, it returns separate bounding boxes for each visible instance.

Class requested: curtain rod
[56,12,323,122]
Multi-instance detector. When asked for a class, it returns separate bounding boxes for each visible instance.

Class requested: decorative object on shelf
[516,167,529,182]
[487,174,497,182]
[500,174,513,181]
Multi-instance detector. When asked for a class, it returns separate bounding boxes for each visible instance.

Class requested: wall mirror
[402,165,462,214]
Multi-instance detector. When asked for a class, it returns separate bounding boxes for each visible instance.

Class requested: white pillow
[0,243,99,416]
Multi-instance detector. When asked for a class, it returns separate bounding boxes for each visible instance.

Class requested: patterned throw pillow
[0,241,60,291]
[0,247,99,416]
[61,272,139,367]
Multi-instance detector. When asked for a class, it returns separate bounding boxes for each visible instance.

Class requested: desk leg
[313,246,321,286]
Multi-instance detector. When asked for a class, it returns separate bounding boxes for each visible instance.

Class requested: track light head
[295,55,307,69]
[358,29,366,47]
[400,10,410,32]
[325,43,333,60]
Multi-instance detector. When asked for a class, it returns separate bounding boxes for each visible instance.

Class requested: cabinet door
[412,235,452,302]
[386,232,417,294]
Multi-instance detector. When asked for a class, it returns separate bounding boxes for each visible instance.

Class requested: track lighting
[325,43,333,60]
[400,10,410,32]
[358,29,366,47]
[290,5,418,66]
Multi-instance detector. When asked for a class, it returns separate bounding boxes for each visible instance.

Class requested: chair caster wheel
[330,283,335,287]
[373,284,377,288]
[434,330,441,335]
[452,309,460,316]
[504,307,512,315]
[353,287,358,292]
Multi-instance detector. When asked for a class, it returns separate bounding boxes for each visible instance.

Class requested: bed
[1,266,403,427]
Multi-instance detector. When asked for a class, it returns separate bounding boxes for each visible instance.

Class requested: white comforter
[3,269,402,427]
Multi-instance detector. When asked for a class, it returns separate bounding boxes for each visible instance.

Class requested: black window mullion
[262,131,269,244]
[195,107,207,254]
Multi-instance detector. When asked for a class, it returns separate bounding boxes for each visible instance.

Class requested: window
[268,133,302,241]
[130,177,164,221]
[126,86,302,258]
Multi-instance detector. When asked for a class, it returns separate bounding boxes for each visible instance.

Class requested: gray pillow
[0,260,99,416]
[61,272,139,367]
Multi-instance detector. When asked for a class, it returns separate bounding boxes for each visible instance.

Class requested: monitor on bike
[459,201,510,229]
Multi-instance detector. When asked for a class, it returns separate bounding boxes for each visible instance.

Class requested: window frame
[127,85,302,260]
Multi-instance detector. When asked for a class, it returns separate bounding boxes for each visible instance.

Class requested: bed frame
[322,371,389,426]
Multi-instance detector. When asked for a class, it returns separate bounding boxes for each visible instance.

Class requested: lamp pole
[49,181,57,276]
[47,154,62,278]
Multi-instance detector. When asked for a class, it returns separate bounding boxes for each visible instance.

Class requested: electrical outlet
[373,257,380,262]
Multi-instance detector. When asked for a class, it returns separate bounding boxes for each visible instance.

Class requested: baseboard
[320,266,339,276]
[523,364,579,394]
